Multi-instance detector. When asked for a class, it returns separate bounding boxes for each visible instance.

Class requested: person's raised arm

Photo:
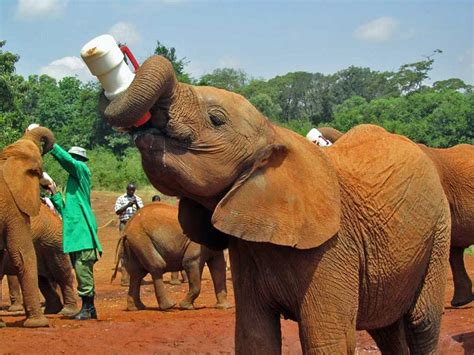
[115,197,133,216]
[50,144,84,178]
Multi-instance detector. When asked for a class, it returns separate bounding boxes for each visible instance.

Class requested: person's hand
[46,183,57,195]
[128,197,136,206]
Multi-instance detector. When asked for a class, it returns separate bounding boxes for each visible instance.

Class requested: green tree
[199,68,249,92]
[392,49,442,94]
[433,78,472,92]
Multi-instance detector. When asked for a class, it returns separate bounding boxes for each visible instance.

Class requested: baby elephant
[0,203,78,317]
[118,202,230,311]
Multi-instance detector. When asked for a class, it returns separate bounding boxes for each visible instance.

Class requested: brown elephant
[98,55,451,353]
[0,127,54,328]
[318,126,474,307]
[1,202,79,317]
[115,201,229,311]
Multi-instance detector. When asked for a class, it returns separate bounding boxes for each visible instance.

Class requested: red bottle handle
[120,45,140,71]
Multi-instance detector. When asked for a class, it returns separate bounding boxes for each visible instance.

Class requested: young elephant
[98,55,451,353]
[0,127,54,328]
[1,203,79,317]
[118,202,229,311]
[319,126,474,307]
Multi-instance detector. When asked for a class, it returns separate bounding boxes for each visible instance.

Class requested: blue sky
[1,0,472,85]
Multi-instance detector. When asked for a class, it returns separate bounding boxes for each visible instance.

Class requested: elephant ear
[2,139,42,217]
[178,197,229,250]
[212,130,341,249]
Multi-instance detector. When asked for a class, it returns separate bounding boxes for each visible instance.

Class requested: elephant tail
[111,235,126,284]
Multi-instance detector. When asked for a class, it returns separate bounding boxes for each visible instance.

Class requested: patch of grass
[465,245,474,255]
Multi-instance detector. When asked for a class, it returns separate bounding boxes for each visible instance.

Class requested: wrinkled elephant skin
[319,126,474,308]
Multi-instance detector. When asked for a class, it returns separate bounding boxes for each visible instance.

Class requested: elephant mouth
[132,124,191,152]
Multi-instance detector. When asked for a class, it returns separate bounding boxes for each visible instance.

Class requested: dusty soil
[0,190,473,354]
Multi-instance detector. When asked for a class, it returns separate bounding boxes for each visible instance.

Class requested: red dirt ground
[0,190,473,354]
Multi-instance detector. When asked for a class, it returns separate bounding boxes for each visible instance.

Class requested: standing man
[47,144,102,320]
[114,183,143,285]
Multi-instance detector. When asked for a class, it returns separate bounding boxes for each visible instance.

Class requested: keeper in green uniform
[47,144,102,320]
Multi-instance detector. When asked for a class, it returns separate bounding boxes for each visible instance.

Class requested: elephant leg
[57,276,79,317]
[207,252,230,309]
[151,272,176,310]
[234,282,281,353]
[367,319,409,354]
[178,259,203,310]
[404,225,450,354]
[169,271,181,285]
[120,249,130,287]
[125,253,147,311]
[6,220,48,327]
[7,275,24,312]
[39,275,62,314]
[229,245,282,354]
[449,246,474,307]
[47,254,79,317]
[181,270,188,283]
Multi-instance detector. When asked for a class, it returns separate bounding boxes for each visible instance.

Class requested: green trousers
[70,249,98,297]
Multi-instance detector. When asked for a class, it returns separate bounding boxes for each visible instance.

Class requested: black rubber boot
[74,296,97,320]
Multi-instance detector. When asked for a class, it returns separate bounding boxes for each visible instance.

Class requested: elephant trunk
[24,127,55,155]
[99,55,178,128]
[317,127,344,143]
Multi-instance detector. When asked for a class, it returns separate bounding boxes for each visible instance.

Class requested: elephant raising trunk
[23,127,55,155]
[99,56,203,143]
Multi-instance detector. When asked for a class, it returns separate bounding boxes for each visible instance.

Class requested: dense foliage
[1,41,472,190]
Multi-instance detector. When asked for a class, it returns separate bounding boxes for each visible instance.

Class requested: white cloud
[354,17,399,43]
[16,0,68,19]
[108,22,141,46]
[40,56,94,82]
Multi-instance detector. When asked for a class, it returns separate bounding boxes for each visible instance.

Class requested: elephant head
[99,56,341,250]
[0,127,55,217]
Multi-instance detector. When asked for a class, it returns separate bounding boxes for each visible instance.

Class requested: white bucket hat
[68,146,89,161]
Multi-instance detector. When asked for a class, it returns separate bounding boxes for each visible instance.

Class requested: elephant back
[124,202,191,258]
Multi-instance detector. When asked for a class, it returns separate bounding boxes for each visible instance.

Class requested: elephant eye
[209,114,224,126]
[208,106,228,127]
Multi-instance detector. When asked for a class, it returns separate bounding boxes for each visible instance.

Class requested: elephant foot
[214,301,231,309]
[178,300,194,310]
[159,300,177,311]
[127,302,146,311]
[59,305,80,318]
[451,293,474,307]
[23,315,49,328]
[7,303,25,313]
[44,302,63,315]
[169,279,181,285]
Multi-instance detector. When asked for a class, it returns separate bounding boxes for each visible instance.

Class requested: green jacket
[49,144,102,254]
